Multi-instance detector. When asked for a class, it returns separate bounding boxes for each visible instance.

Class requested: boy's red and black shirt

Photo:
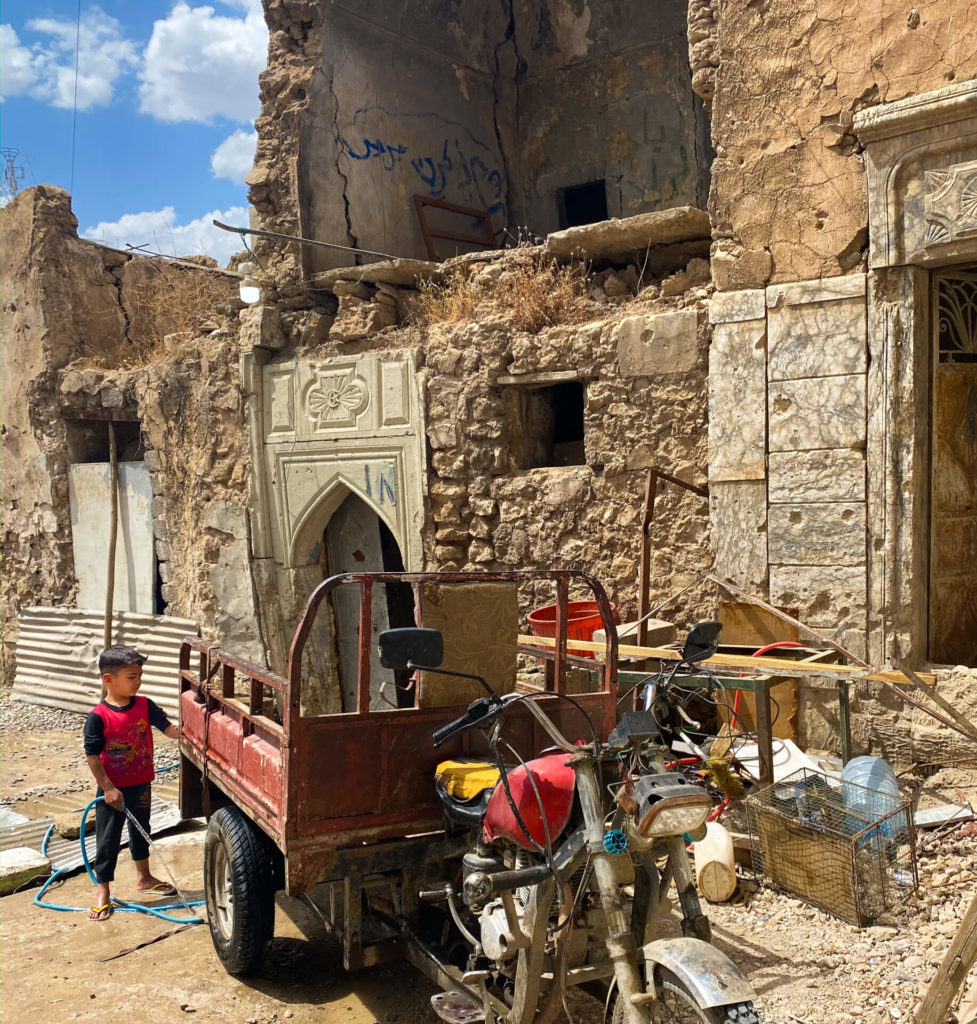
[83,695,171,787]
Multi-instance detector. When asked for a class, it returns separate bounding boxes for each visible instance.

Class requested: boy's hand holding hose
[104,787,124,811]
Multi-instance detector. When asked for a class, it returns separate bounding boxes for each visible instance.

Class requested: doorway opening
[321,491,416,710]
[928,268,977,666]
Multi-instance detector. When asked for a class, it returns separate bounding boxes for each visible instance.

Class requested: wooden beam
[517,633,937,685]
[915,895,977,1024]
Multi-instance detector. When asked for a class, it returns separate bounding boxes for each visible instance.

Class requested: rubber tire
[204,805,276,977]
[612,968,760,1024]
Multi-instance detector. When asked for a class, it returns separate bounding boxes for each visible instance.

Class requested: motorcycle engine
[477,849,533,963]
[479,899,516,962]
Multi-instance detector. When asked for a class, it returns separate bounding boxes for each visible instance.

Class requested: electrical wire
[69,0,81,195]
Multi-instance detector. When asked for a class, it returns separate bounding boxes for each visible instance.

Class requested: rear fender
[641,937,755,1008]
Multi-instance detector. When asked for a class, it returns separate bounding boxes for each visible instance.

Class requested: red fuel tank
[482,752,576,851]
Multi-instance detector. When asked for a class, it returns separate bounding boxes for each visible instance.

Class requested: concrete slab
[312,258,443,288]
[0,846,51,894]
[543,206,711,260]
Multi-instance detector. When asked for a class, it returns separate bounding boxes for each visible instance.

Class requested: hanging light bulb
[238,261,261,305]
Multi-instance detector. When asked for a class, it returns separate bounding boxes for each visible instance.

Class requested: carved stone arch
[289,473,399,568]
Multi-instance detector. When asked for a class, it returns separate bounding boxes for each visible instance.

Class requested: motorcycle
[378,621,759,1024]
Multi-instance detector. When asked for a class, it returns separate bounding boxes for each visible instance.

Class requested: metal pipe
[102,421,118,680]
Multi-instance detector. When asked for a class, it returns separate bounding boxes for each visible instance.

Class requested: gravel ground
[0,694,88,734]
[2,694,975,1023]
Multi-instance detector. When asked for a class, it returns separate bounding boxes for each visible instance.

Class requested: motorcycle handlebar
[432,698,499,748]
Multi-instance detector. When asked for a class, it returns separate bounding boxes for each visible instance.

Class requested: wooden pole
[915,894,977,1024]
[102,422,119,697]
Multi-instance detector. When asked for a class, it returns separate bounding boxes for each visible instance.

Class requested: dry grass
[84,259,237,368]
[412,249,592,334]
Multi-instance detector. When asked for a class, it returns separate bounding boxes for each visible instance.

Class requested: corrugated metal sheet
[11,607,198,718]
[0,798,184,873]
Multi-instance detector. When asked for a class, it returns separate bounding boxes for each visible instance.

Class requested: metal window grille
[937,270,977,363]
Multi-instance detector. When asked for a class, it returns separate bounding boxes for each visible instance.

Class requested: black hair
[99,645,148,674]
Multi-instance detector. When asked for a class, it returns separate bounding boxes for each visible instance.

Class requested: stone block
[543,206,711,260]
[769,565,867,628]
[766,274,866,308]
[238,304,285,350]
[768,449,865,503]
[710,480,767,592]
[768,503,866,566]
[768,293,866,381]
[708,318,766,481]
[0,847,50,894]
[711,248,772,292]
[614,308,701,377]
[709,287,766,324]
[768,375,866,451]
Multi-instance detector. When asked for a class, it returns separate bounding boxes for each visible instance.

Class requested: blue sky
[1,1,267,264]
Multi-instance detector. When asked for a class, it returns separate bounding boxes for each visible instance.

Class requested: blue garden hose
[33,763,205,923]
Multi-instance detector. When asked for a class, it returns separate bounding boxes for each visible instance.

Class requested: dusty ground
[2,698,976,1024]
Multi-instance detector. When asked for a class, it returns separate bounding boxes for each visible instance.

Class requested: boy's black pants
[92,782,152,884]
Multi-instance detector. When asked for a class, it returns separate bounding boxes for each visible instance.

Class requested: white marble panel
[769,375,866,452]
[768,449,865,504]
[769,565,867,628]
[768,503,866,566]
[768,294,866,381]
[708,319,767,481]
[710,480,768,593]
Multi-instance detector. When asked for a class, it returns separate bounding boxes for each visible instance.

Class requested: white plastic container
[840,756,908,839]
[693,821,737,902]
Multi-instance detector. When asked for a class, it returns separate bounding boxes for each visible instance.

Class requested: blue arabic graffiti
[336,108,506,217]
[363,464,397,507]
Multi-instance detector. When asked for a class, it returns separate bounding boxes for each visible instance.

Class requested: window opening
[557,180,608,230]
[64,418,144,463]
[508,381,586,469]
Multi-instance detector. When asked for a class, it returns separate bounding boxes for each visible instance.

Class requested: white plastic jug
[693,821,737,902]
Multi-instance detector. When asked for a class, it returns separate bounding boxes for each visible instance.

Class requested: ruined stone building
[2,0,975,756]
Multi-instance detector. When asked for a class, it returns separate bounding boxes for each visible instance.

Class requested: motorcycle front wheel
[612,968,759,1024]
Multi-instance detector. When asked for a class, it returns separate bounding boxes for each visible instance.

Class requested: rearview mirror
[682,621,722,664]
[378,627,444,670]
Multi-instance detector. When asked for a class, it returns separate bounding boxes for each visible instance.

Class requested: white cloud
[82,204,251,266]
[139,2,267,124]
[0,8,137,109]
[0,26,37,98]
[211,128,257,183]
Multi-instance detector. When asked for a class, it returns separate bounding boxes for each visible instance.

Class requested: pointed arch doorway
[293,487,415,714]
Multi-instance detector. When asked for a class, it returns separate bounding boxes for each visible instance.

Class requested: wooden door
[930,270,977,667]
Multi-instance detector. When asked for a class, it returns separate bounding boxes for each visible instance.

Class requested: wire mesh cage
[746,768,918,926]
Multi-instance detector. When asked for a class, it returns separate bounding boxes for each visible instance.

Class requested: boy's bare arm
[86,754,123,809]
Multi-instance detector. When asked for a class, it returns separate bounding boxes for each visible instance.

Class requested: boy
[83,644,180,921]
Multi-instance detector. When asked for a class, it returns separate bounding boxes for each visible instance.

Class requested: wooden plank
[718,601,799,740]
[516,633,937,685]
[915,894,977,1024]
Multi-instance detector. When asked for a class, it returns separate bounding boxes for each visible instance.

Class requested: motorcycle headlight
[632,773,713,838]
[636,795,712,837]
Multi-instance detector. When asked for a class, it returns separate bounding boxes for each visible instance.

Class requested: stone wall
[704,0,977,290]
[515,0,712,236]
[0,187,260,682]
[250,0,710,275]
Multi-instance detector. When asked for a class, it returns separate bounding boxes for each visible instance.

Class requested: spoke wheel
[203,805,278,977]
[612,968,759,1024]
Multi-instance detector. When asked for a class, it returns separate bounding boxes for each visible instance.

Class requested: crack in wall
[491,0,520,238]
[105,258,133,345]
[322,65,359,254]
